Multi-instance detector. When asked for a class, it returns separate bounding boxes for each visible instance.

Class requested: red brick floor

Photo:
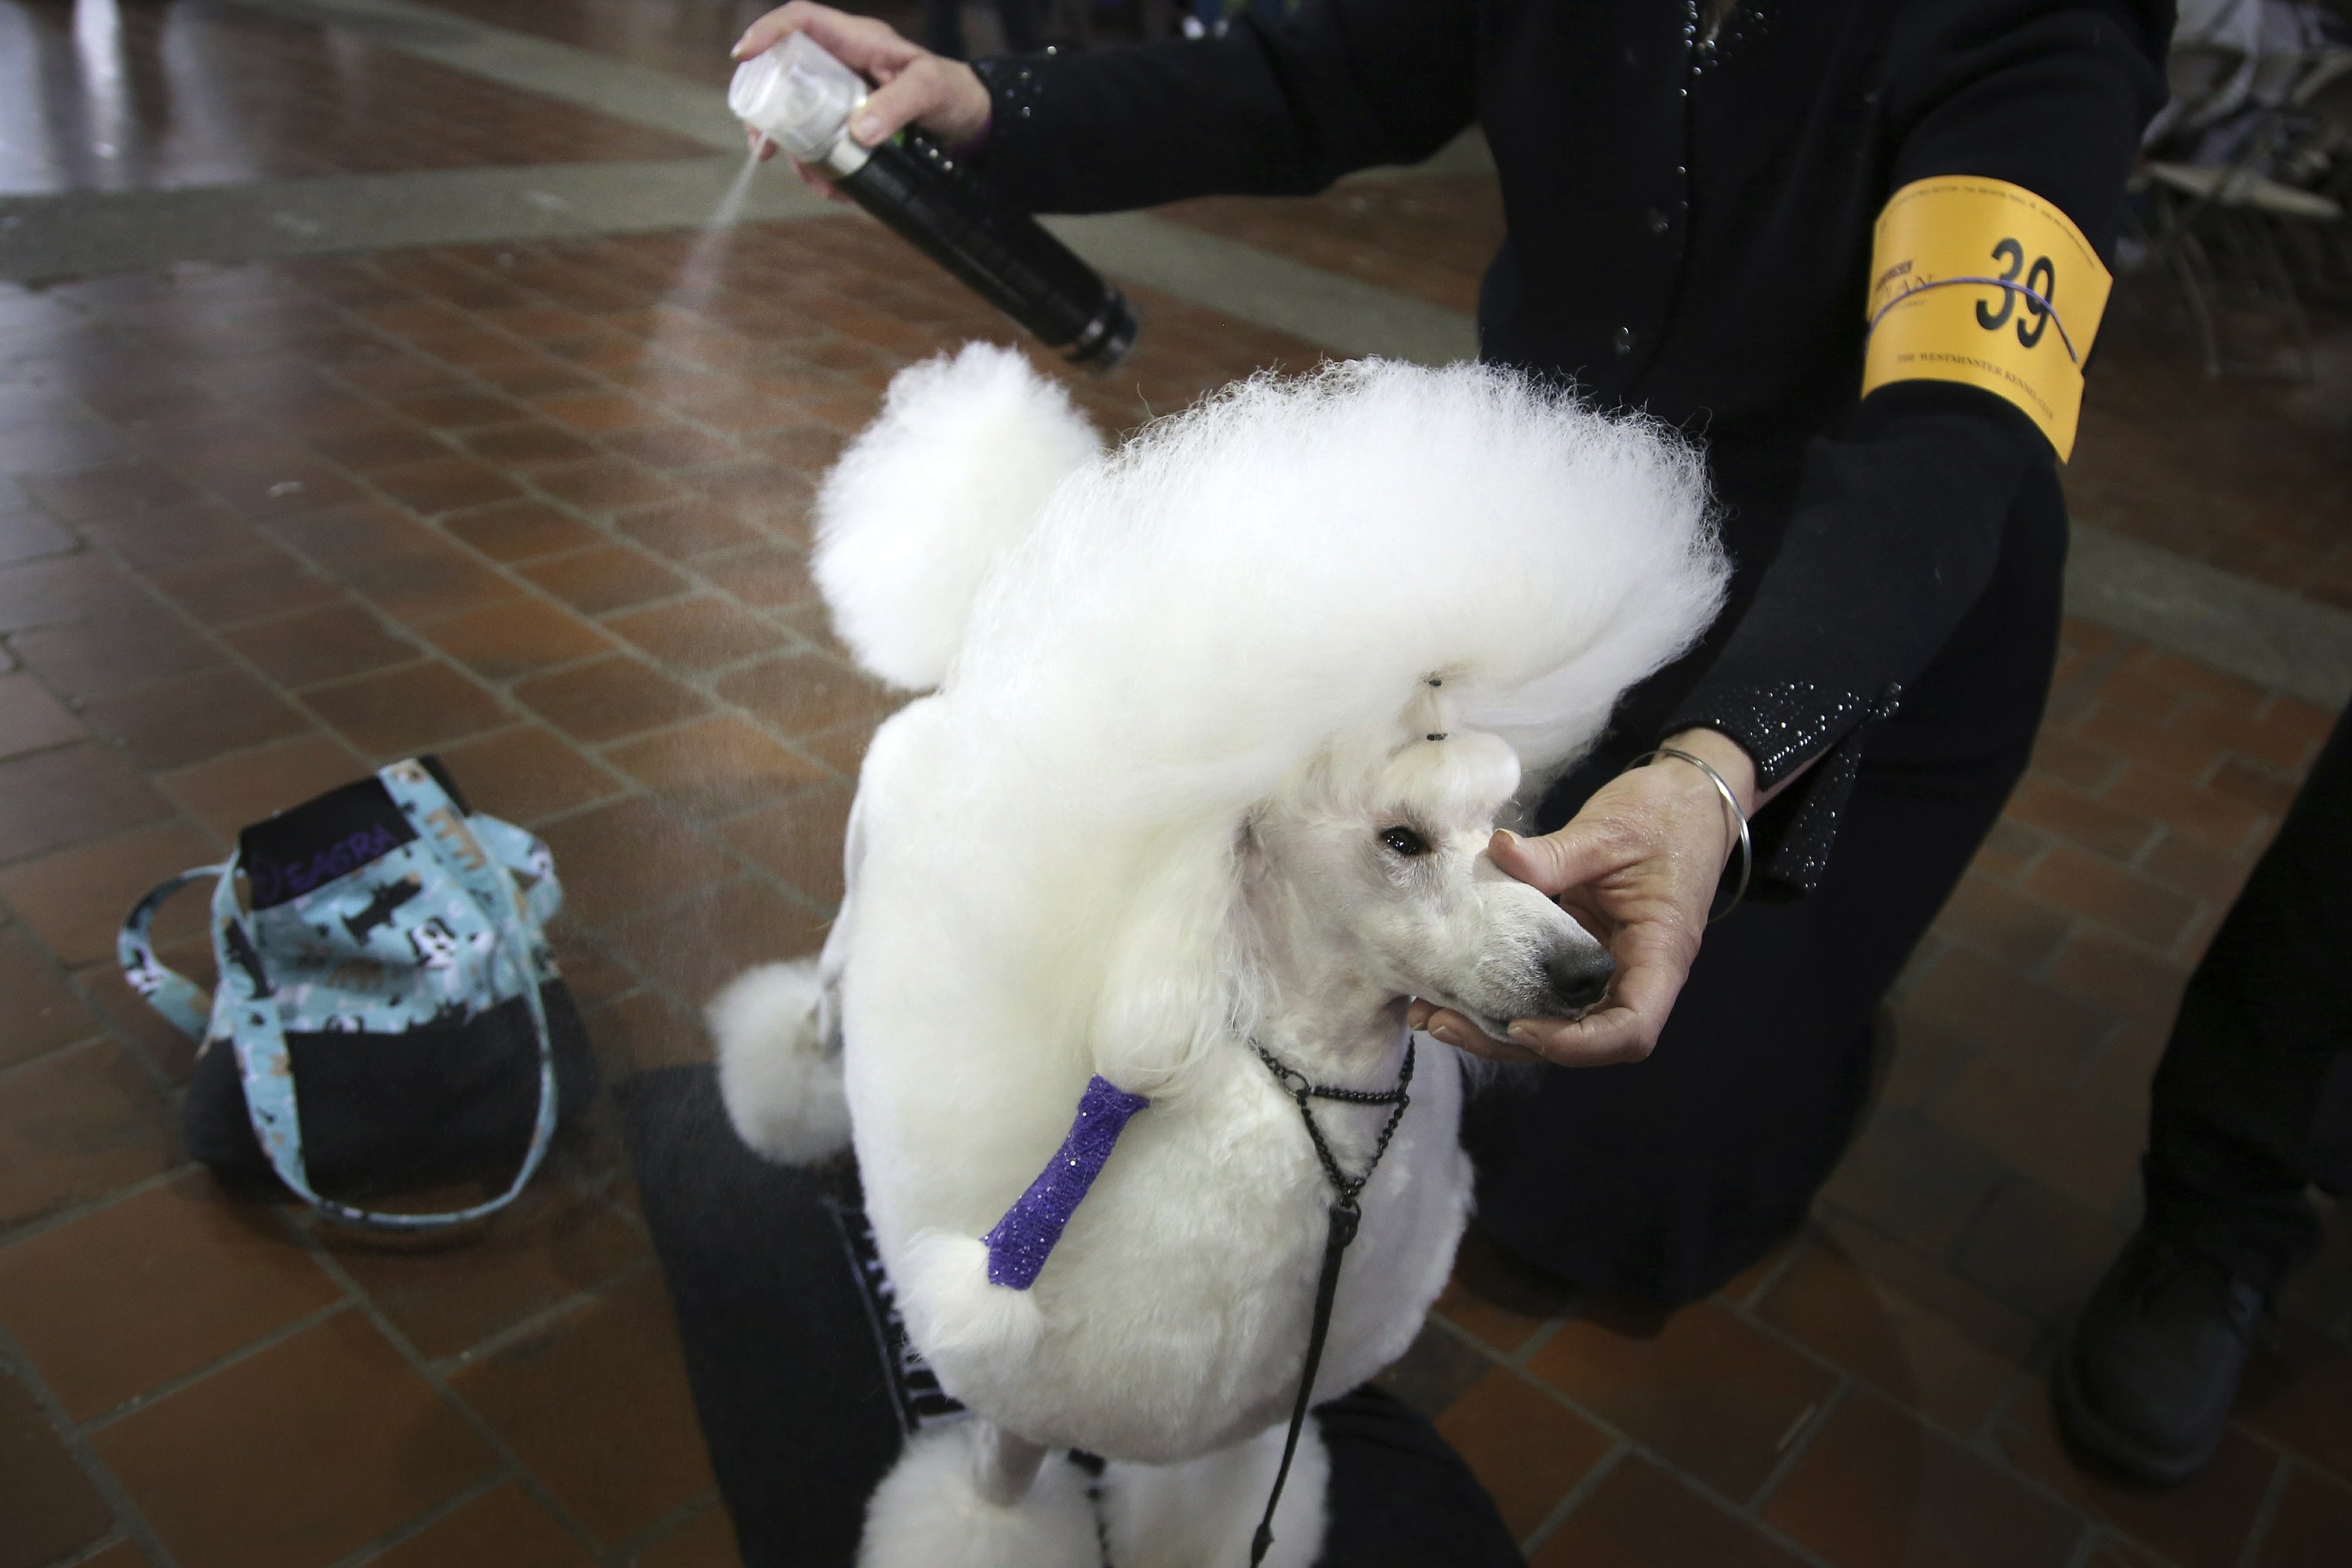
[4,7,2350,1566]
[0,0,709,197]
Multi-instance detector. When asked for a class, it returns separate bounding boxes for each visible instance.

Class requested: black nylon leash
[1247,1037,1415,1566]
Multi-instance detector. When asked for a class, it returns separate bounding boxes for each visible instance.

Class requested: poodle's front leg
[970,1421,1047,1505]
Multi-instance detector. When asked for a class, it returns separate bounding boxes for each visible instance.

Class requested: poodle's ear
[812,342,1102,691]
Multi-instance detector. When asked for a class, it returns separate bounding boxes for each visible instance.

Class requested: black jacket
[975,0,2172,889]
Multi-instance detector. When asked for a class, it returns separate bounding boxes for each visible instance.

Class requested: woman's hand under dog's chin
[1409,728,1762,1069]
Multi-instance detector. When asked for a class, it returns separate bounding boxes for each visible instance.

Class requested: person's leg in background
[2058,704,2352,1485]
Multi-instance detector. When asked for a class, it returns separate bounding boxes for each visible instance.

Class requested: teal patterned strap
[117,866,231,1041]
[221,760,562,1231]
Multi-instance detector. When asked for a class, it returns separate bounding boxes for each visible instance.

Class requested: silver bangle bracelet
[1628,746,1753,923]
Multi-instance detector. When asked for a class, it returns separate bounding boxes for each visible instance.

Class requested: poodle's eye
[1379,826,1431,858]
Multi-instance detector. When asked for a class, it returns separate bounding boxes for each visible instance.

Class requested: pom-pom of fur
[815,343,1101,691]
[859,1425,1099,1568]
[895,1230,1045,1378]
[708,960,851,1165]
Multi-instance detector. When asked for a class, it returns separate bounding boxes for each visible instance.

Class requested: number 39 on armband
[1861,176,2114,462]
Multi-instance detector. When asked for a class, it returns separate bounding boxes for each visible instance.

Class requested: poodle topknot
[813,343,1726,1098]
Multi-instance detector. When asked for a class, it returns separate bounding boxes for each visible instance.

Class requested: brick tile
[422,598,615,680]
[1969,818,2049,883]
[0,744,174,862]
[1432,1273,1550,1358]
[2139,652,2271,715]
[434,726,622,827]
[94,1312,495,1568]
[2046,930,2191,1030]
[0,1174,339,1421]
[530,457,680,514]
[1530,1455,1806,1568]
[604,423,742,471]
[1932,874,2074,971]
[446,1272,715,1546]
[515,656,709,744]
[71,1542,149,1568]
[2103,764,2269,854]
[604,596,788,672]
[520,546,688,615]
[329,1181,648,1359]
[342,542,522,624]
[81,669,310,770]
[0,1363,114,1568]
[391,390,524,430]
[19,461,195,523]
[1432,1368,1611,1537]
[1952,1178,2125,1327]
[2236,1322,2352,1486]
[372,458,524,516]
[0,506,75,565]
[537,799,738,927]
[2024,846,2200,953]
[1757,1224,2035,1436]
[2255,1465,2352,1568]
[1900,948,2111,1076]
[0,924,100,1069]
[158,733,368,840]
[0,553,147,634]
[2207,757,2297,819]
[580,991,713,1080]
[535,391,664,435]
[2175,697,2324,772]
[713,652,895,739]
[444,499,604,563]
[1763,1389,2083,1568]
[632,1506,742,1568]
[2028,731,2121,791]
[713,781,853,903]
[460,423,602,470]
[1875,1006,1975,1112]
[1930,1053,2144,1211]
[222,604,419,690]
[76,946,209,1086]
[2140,829,2251,906]
[2095,662,2187,721]
[146,548,339,629]
[367,1481,596,1568]
[608,877,825,1005]
[305,422,452,473]
[709,543,819,608]
[1526,1298,1835,1503]
[0,671,84,757]
[13,606,224,699]
[1819,1105,2009,1257]
[608,717,828,822]
[1994,1393,2274,1568]
[2074,706,2225,779]
[612,502,768,566]
[481,361,601,400]
[2005,778,2156,863]
[307,662,512,758]
[1375,1316,1491,1418]
[0,820,217,965]
[0,1041,176,1231]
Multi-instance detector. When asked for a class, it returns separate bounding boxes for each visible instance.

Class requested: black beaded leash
[1246,1037,1415,1566]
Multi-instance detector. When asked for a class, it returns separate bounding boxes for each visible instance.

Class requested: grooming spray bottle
[730,34,1138,368]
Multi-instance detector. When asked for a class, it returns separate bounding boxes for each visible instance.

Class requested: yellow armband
[1862,176,2112,461]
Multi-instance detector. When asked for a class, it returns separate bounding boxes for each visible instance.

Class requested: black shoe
[2054,1229,2267,1486]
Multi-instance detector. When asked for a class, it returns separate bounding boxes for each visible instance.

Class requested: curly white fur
[708,960,851,1164]
[813,342,1102,691]
[727,349,1728,1563]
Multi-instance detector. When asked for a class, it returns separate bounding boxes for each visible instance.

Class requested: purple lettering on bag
[249,824,401,905]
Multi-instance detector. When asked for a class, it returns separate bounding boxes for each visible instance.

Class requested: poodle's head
[818,347,1726,1091]
[1245,710,1610,1043]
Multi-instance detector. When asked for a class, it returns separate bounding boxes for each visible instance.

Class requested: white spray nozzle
[728,32,869,165]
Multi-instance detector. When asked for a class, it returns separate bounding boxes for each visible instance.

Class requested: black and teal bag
[117,757,595,1229]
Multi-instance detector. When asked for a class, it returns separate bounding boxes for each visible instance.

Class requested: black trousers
[923,0,1047,59]
[2143,703,2352,1294]
[1466,476,2070,1304]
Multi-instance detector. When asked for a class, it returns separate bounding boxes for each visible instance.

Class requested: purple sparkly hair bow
[981,1075,1151,1289]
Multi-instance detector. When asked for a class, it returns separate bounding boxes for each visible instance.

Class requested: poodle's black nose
[1544,948,1614,1014]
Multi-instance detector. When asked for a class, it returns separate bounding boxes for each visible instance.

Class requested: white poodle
[710,344,1726,1567]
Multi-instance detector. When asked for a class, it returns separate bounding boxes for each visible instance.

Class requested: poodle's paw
[815,340,1100,691]
[859,1423,1098,1568]
[895,1230,1045,1381]
[708,960,851,1165]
